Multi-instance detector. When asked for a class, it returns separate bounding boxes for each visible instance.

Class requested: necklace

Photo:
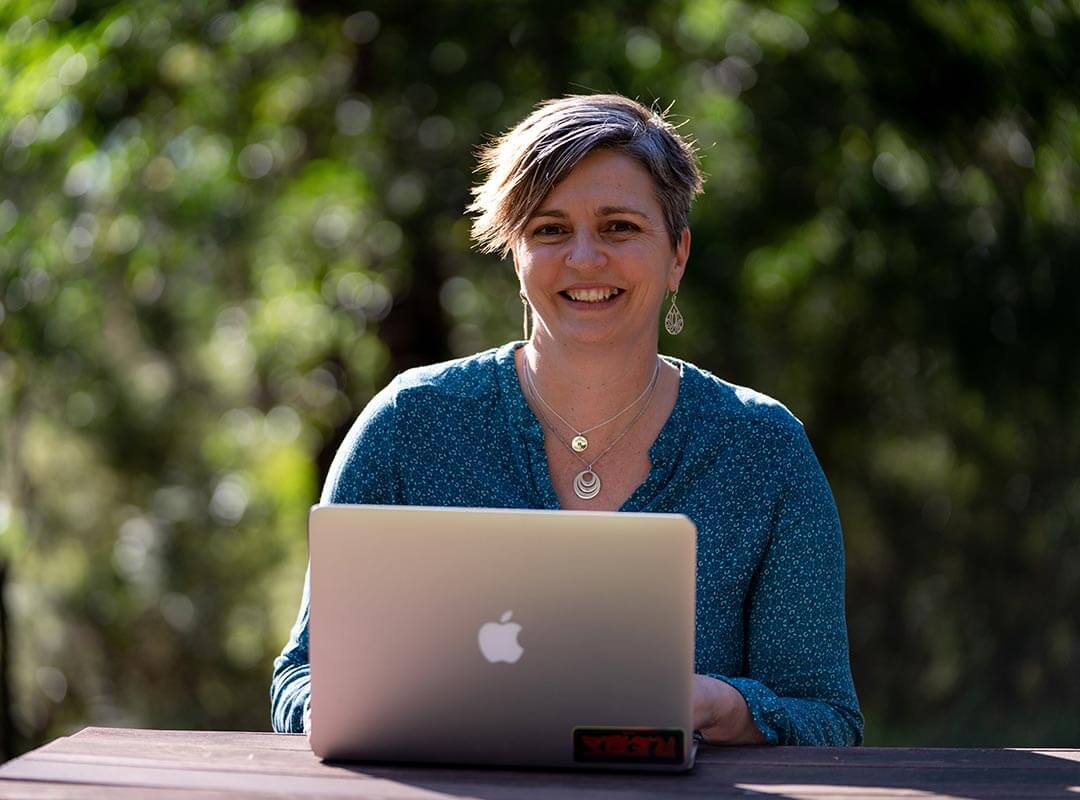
[522,357,661,500]
[525,357,660,453]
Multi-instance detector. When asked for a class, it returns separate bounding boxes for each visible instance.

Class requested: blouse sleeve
[710,424,864,745]
[269,381,400,733]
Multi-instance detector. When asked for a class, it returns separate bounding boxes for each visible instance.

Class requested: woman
[271,94,863,746]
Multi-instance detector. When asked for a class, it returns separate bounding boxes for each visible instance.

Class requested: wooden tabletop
[0,727,1077,799]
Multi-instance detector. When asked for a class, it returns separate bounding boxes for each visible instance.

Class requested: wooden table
[0,727,1077,799]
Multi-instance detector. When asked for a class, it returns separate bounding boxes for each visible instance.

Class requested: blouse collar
[494,341,694,512]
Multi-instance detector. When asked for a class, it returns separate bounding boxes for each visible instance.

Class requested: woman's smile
[560,285,625,306]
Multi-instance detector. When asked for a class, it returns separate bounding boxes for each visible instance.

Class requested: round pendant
[571,435,588,453]
[573,469,601,500]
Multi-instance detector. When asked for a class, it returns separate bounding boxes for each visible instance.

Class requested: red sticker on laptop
[573,727,685,765]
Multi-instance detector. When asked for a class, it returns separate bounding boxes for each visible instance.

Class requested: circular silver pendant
[571,435,588,453]
[573,469,601,500]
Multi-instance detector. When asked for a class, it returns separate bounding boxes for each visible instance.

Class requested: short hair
[468,94,704,257]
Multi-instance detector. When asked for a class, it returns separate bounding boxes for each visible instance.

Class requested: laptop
[308,504,698,771]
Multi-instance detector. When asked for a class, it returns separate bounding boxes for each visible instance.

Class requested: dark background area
[1,0,1078,757]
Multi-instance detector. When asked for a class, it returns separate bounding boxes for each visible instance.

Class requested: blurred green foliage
[1,0,1078,754]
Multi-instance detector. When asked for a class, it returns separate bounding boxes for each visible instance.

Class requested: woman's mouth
[560,287,623,306]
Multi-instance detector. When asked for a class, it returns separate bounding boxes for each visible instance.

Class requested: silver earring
[665,290,684,335]
[520,292,531,340]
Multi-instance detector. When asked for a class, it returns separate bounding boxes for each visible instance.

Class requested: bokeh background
[1,0,1078,758]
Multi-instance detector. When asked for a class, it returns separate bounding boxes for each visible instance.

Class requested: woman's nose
[565,234,606,269]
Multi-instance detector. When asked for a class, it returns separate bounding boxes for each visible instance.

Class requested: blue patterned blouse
[271,342,864,745]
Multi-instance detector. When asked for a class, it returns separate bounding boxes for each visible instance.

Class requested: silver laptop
[308,504,698,771]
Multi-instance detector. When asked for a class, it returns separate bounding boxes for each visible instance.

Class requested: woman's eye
[607,220,639,233]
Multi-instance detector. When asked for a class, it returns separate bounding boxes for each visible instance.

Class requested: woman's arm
[271,566,312,733]
[269,381,400,733]
[692,674,766,744]
[703,424,864,746]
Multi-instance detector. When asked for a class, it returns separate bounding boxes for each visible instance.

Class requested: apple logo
[477,610,524,663]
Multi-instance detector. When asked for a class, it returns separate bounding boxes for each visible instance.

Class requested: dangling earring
[665,290,684,335]
[519,292,531,340]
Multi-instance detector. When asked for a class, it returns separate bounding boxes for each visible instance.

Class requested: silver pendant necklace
[526,357,660,453]
[522,356,661,500]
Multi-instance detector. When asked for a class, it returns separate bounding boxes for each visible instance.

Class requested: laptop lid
[308,504,697,770]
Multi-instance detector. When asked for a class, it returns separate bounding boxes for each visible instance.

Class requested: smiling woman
[271,94,864,748]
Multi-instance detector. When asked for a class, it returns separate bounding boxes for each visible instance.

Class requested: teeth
[565,287,619,302]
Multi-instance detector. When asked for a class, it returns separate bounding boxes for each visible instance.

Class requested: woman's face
[512,148,689,350]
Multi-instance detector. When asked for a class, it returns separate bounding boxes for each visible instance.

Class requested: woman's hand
[692,674,767,745]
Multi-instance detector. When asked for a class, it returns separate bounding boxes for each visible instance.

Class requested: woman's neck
[519,334,662,429]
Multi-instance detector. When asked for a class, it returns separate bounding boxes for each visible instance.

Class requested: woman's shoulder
[676,358,806,438]
[383,343,511,405]
[337,344,510,448]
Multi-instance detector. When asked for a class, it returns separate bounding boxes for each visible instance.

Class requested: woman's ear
[669,227,691,291]
[510,239,522,280]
